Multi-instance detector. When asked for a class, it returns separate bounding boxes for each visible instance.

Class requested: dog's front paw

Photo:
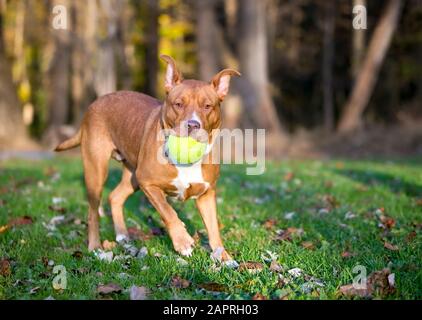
[169,227,195,257]
[211,247,235,263]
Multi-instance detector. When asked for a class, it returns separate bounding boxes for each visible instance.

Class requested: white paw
[180,247,193,257]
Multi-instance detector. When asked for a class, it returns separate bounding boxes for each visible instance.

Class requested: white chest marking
[171,161,209,200]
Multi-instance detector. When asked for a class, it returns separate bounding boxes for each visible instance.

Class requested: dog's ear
[160,54,183,92]
[211,69,241,101]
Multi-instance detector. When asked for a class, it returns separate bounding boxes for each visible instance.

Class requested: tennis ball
[166,135,207,164]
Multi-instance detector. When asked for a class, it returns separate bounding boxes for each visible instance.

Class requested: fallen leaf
[8,215,33,227]
[0,258,11,276]
[339,284,370,298]
[48,205,67,214]
[405,231,417,243]
[301,241,315,250]
[127,227,152,241]
[263,218,277,230]
[287,267,303,278]
[322,194,340,209]
[72,251,83,259]
[379,215,396,230]
[238,261,264,273]
[29,287,40,294]
[284,172,294,181]
[384,242,399,251]
[415,198,422,206]
[151,227,165,236]
[339,268,395,298]
[137,247,148,259]
[198,282,227,293]
[284,212,296,220]
[0,225,9,233]
[102,240,117,251]
[171,276,190,289]
[269,260,283,273]
[129,285,149,300]
[176,257,188,266]
[252,293,267,300]
[94,250,114,263]
[341,251,356,259]
[274,227,304,242]
[96,283,123,295]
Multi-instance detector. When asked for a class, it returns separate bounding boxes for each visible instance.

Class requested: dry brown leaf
[301,241,315,250]
[263,218,277,230]
[341,251,356,259]
[198,282,227,293]
[415,198,422,206]
[48,205,67,214]
[71,251,83,259]
[269,260,283,272]
[339,268,395,298]
[128,227,152,241]
[274,227,303,242]
[8,215,33,227]
[252,293,267,300]
[96,283,123,295]
[238,261,264,273]
[405,231,417,243]
[129,285,149,300]
[171,276,190,289]
[0,225,9,233]
[384,242,399,251]
[379,215,396,230]
[283,172,294,181]
[0,258,11,277]
[339,284,370,298]
[102,240,117,251]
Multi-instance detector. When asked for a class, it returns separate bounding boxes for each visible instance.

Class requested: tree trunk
[322,2,335,132]
[0,2,30,149]
[94,0,118,96]
[351,0,366,78]
[237,0,287,147]
[338,0,403,133]
[144,0,158,96]
[43,0,71,146]
[196,0,220,81]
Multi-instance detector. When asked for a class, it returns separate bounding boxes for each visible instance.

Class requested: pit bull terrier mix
[55,55,240,262]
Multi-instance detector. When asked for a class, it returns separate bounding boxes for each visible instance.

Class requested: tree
[44,0,71,146]
[0,1,30,149]
[144,0,159,96]
[338,0,403,133]
[237,0,287,147]
[321,1,335,132]
[196,0,220,81]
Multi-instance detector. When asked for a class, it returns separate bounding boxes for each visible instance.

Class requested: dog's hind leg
[108,166,139,243]
[81,138,112,251]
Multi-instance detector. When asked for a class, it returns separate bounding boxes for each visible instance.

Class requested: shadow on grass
[333,168,422,199]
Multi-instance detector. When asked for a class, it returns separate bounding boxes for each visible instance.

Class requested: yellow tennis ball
[166,135,207,164]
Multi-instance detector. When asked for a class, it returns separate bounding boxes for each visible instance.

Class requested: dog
[55,55,240,262]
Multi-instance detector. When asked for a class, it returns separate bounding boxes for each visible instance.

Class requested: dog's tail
[54,129,82,152]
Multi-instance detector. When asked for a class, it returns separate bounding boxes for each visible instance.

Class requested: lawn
[0,156,421,300]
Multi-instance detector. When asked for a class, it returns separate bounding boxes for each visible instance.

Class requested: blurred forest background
[0,0,421,158]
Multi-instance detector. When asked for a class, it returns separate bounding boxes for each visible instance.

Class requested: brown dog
[55,55,240,262]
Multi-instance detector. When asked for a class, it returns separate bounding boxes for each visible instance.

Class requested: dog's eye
[204,104,212,110]
[174,102,183,108]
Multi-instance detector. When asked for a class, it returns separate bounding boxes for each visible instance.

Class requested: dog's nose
[187,119,201,132]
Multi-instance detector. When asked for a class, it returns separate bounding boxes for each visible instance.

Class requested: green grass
[0,156,421,300]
